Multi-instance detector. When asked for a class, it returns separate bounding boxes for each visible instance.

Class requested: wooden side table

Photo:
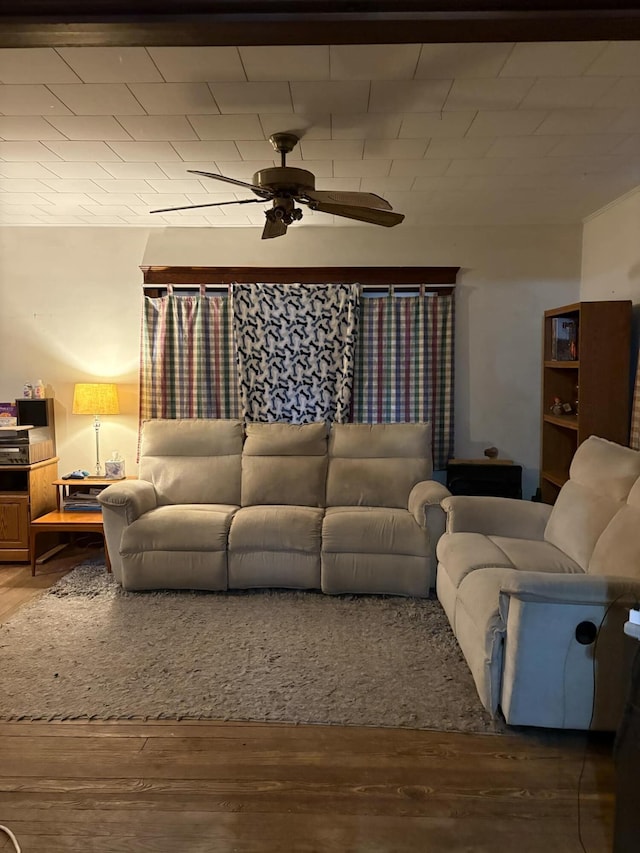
[30,510,111,576]
[29,477,130,575]
[53,476,133,510]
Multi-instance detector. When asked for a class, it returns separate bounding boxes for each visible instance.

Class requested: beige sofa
[436,436,640,730]
[98,418,450,597]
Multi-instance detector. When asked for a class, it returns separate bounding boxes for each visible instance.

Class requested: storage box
[0,403,17,426]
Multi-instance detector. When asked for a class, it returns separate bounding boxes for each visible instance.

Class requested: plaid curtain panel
[631,355,640,450]
[351,292,455,470]
[139,291,240,422]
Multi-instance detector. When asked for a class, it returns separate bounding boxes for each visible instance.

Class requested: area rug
[0,563,502,732]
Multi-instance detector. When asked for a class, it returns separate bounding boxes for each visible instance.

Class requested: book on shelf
[551,317,578,361]
[62,487,103,512]
[62,503,102,512]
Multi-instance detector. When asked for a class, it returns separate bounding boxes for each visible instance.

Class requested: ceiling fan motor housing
[253,167,315,195]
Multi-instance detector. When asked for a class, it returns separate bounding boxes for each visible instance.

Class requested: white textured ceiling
[0,41,639,229]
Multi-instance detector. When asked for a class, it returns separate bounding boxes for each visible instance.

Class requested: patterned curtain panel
[232,282,359,423]
[351,292,455,470]
[139,290,240,421]
[631,355,640,450]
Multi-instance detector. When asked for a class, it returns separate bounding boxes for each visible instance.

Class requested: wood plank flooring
[0,553,617,853]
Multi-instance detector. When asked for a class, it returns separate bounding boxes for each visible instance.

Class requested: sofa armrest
[97,479,158,523]
[409,480,452,590]
[97,480,158,585]
[498,570,640,608]
[441,495,552,539]
[494,569,640,729]
[408,480,451,528]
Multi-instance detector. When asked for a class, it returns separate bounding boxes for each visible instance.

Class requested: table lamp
[72,383,120,477]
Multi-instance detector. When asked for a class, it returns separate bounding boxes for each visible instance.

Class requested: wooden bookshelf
[540,301,632,504]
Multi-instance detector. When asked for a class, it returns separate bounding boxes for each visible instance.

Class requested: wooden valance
[140,266,458,297]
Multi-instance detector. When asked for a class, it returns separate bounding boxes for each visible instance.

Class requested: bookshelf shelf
[543,361,579,369]
[543,414,578,430]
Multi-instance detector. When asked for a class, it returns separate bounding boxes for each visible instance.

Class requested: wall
[581,187,640,305]
[581,187,640,426]
[0,223,581,498]
[0,226,147,481]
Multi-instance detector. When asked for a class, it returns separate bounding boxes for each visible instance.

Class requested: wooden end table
[29,477,131,575]
[30,510,111,576]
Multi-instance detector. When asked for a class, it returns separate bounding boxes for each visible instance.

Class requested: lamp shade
[72,383,120,416]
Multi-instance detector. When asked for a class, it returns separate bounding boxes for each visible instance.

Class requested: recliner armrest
[493,568,640,729]
[498,570,640,608]
[97,479,158,524]
[441,495,552,539]
[408,480,451,528]
[409,480,451,590]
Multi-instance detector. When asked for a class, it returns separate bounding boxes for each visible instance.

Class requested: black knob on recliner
[575,621,598,645]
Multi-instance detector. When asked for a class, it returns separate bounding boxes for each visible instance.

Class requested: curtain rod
[142,283,455,296]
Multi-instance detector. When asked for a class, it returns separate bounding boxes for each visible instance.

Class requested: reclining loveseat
[436,435,640,730]
[98,418,450,597]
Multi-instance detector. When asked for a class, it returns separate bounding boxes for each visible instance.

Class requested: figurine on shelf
[550,397,563,416]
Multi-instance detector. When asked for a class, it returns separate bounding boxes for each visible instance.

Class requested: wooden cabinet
[0,458,59,562]
[540,301,632,504]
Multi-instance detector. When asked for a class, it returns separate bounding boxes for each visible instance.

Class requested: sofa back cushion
[241,422,328,507]
[326,422,432,509]
[588,476,640,579]
[544,436,640,570]
[139,418,243,506]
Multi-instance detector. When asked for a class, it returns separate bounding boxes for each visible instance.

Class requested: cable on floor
[0,824,21,853]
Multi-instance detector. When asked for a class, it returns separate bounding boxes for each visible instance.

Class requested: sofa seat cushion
[488,536,583,575]
[322,506,428,556]
[437,532,582,591]
[229,505,324,554]
[120,504,238,554]
[436,533,514,589]
[228,505,323,590]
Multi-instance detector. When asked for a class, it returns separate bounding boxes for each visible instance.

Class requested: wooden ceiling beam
[2,3,640,47]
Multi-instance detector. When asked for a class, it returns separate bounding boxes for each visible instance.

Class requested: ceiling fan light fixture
[151,129,404,236]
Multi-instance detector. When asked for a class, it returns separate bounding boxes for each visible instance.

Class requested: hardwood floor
[0,553,617,853]
[0,541,100,625]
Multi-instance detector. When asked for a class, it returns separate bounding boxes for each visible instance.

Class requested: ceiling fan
[150,132,405,239]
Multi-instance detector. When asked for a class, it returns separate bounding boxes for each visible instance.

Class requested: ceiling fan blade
[303,190,393,211]
[188,169,272,197]
[262,216,288,240]
[150,198,265,214]
[304,201,404,227]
